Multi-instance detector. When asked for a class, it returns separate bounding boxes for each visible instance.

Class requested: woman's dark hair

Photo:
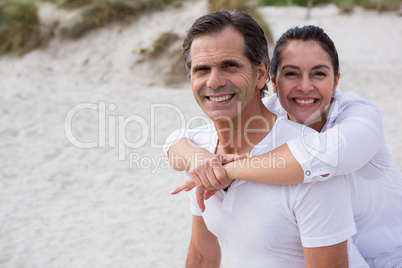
[182,9,270,98]
[270,25,339,78]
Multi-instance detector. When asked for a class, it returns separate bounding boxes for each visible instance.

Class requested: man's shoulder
[185,123,216,140]
[185,123,217,152]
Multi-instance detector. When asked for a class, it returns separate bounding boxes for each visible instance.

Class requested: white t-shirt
[164,90,402,265]
[179,117,368,267]
[263,90,402,261]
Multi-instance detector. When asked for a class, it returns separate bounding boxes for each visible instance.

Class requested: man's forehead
[190,27,246,65]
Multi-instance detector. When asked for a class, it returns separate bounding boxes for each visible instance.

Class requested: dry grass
[58,0,92,9]
[62,0,182,39]
[0,0,183,55]
[258,0,401,12]
[0,0,37,54]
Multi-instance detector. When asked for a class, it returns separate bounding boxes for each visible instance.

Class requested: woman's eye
[285,72,297,77]
[314,71,327,77]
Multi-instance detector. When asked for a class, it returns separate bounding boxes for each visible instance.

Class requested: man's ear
[256,62,269,90]
[332,72,340,95]
[270,74,278,93]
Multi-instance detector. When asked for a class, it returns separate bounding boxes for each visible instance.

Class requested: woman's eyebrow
[312,64,330,70]
[281,64,331,70]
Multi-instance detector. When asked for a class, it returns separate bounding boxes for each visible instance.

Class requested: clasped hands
[170,153,247,212]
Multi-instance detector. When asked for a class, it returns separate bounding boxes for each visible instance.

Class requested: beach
[0,0,401,267]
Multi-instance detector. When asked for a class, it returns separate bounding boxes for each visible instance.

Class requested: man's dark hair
[182,9,270,98]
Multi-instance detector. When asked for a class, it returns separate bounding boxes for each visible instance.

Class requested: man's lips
[207,94,235,102]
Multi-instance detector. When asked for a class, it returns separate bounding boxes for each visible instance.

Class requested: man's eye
[223,63,238,69]
[193,67,208,74]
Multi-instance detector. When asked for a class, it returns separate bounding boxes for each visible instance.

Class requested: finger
[169,180,196,195]
[189,170,205,188]
[204,189,219,200]
[195,187,206,213]
[205,166,227,189]
[212,165,229,188]
[193,168,213,190]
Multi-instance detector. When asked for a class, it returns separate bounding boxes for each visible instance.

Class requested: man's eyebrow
[221,59,240,66]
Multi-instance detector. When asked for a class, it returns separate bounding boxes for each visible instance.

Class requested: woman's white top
[263,90,402,260]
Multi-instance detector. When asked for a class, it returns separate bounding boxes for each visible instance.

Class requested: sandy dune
[0,0,401,267]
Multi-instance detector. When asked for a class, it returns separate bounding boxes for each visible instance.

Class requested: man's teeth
[209,94,233,102]
[295,99,315,104]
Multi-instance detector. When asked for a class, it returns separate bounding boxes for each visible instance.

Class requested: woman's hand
[170,154,246,193]
[170,154,246,212]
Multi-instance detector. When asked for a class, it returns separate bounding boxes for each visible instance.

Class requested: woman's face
[271,40,340,131]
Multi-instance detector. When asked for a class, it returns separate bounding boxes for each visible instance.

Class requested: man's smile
[206,94,235,103]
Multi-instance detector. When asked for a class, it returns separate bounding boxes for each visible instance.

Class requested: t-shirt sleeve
[293,176,356,248]
[286,93,384,183]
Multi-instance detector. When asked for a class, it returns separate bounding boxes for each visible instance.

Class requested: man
[166,9,367,267]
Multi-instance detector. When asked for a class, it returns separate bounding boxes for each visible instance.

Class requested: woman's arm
[167,137,211,172]
[167,96,384,189]
[167,136,305,192]
[224,143,304,184]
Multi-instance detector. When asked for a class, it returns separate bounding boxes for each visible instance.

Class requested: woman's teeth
[295,99,315,104]
[209,94,233,102]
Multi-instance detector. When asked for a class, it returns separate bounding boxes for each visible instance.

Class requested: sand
[0,1,401,267]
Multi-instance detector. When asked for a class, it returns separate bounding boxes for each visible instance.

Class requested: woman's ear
[270,74,278,93]
[332,72,340,95]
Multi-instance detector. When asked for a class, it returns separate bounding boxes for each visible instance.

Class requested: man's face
[189,26,264,122]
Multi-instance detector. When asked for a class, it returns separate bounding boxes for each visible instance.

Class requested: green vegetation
[258,0,401,12]
[58,0,92,9]
[63,0,183,39]
[0,0,183,55]
[208,0,275,44]
[0,0,49,55]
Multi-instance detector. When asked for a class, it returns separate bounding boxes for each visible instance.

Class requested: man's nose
[207,69,226,90]
[297,76,313,93]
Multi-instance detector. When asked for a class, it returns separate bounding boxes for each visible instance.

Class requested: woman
[165,25,402,267]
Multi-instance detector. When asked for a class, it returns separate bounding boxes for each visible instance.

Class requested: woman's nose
[297,77,314,93]
[207,69,226,90]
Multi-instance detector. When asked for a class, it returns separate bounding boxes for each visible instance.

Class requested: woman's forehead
[280,41,332,65]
